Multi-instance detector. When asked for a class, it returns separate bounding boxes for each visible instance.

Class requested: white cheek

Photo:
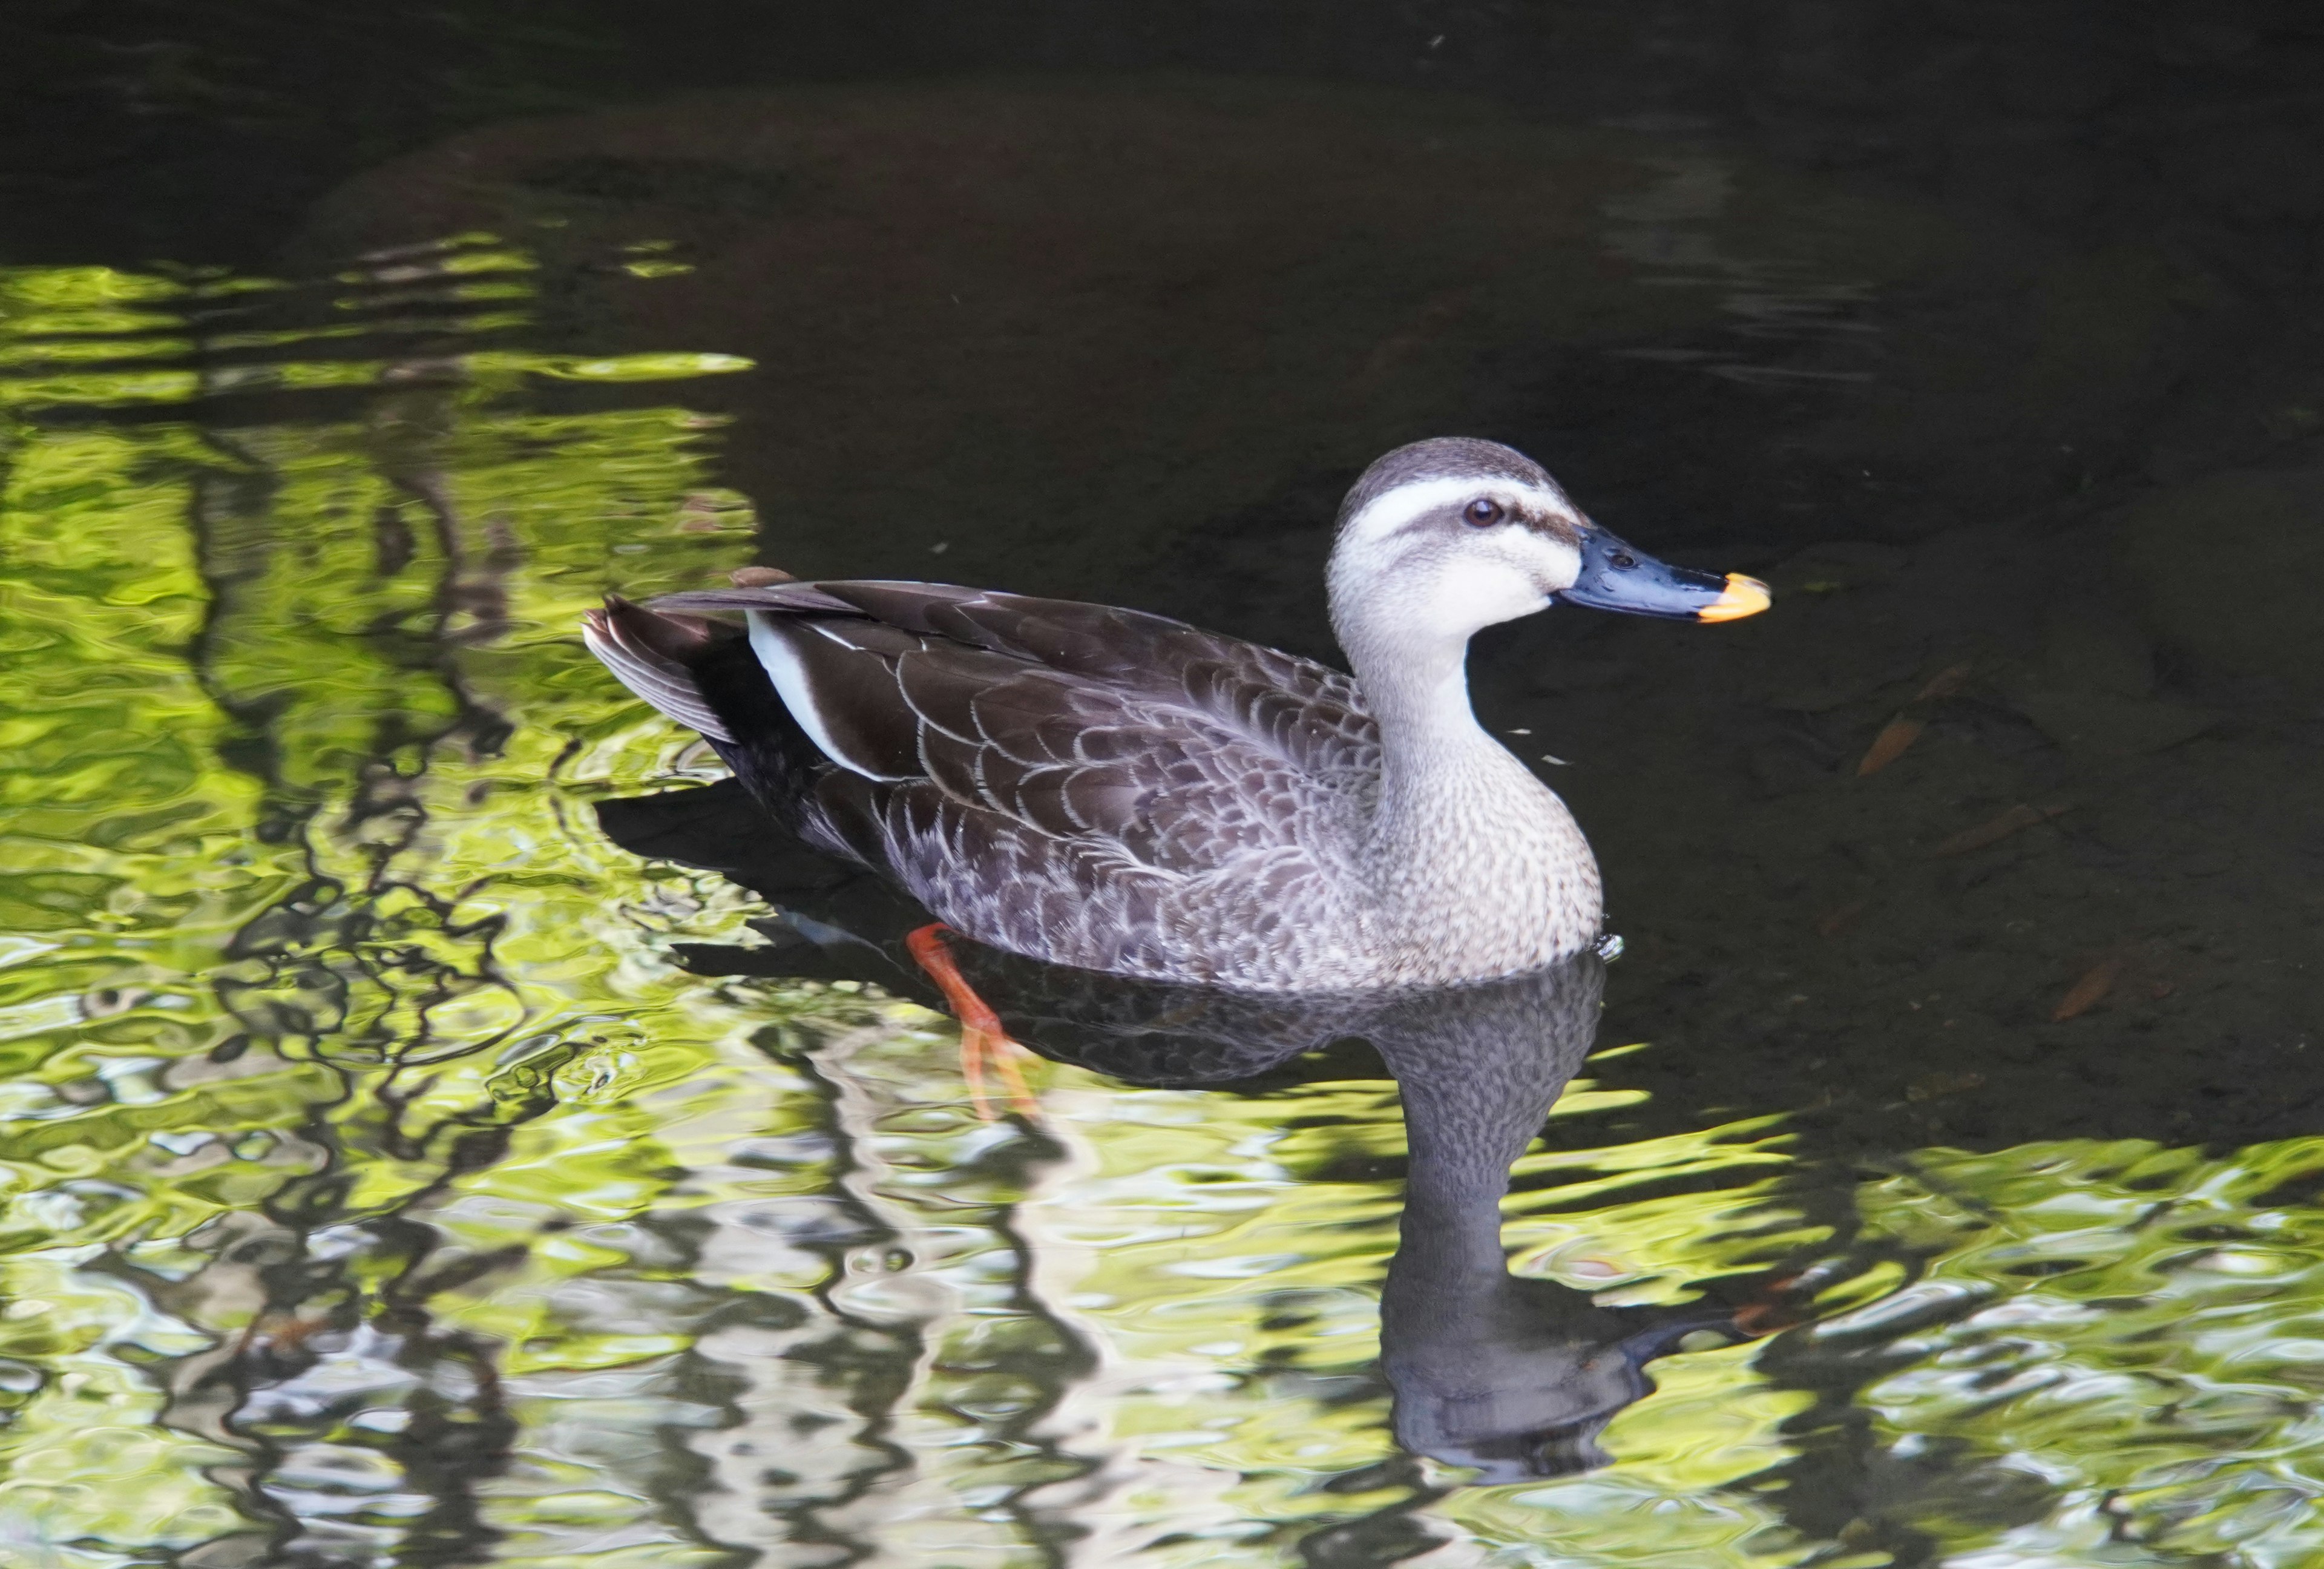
[1526,536,1584,594]
[1423,551,1552,630]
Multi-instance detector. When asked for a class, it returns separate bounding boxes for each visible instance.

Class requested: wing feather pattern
[631,581,1383,984]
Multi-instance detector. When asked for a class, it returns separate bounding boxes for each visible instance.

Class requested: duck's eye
[1464,498,1505,527]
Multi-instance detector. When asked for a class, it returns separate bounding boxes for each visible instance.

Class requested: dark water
[2,5,2323,1565]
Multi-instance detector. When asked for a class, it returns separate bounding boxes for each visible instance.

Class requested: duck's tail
[582,585,845,841]
[581,595,735,742]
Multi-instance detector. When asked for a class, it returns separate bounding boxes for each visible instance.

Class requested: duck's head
[1326,438,1768,666]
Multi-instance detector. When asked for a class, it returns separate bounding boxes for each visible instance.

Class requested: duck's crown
[1334,438,1571,540]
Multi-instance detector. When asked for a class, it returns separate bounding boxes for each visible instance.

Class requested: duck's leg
[1729,1259,1848,1337]
[905,923,1037,1119]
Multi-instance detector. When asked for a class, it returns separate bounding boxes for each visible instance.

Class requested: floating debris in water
[1915,663,1976,703]
[1857,714,1925,775]
[1815,898,1868,937]
[1907,1070,1985,1102]
[1932,802,2070,856]
[1857,660,1975,775]
[2053,957,2123,1021]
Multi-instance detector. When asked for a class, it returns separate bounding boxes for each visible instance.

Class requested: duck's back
[589,581,1390,988]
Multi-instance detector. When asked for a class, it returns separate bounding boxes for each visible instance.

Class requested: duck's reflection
[600,779,1794,1481]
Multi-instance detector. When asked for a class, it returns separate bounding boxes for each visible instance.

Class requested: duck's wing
[647,582,1379,875]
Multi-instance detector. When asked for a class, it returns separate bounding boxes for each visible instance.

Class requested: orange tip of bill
[1697,573,1771,623]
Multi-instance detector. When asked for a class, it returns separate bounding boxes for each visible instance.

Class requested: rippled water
[5,50,2324,1569]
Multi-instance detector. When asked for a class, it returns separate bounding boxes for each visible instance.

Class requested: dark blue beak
[1555,529,1770,623]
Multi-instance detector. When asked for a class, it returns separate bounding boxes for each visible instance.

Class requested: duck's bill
[1554,530,1771,623]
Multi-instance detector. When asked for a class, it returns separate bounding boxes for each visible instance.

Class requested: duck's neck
[1358,640,1521,818]
[1337,617,1601,979]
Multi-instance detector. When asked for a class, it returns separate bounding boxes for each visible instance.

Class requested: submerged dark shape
[597,780,1799,1480]
[585,437,1768,992]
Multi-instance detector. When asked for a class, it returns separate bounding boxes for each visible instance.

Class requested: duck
[584,436,1767,1006]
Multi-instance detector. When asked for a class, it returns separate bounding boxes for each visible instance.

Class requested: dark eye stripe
[1528,513,1585,546]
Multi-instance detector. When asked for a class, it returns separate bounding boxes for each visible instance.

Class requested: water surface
[4,21,2324,1569]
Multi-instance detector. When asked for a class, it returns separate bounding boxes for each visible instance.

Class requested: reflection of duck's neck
[1372,962,1601,1258]
[1370,961,1665,1481]
[1390,1053,1549,1278]
[1379,1009,1581,1332]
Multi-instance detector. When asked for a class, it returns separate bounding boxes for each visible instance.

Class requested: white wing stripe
[747,611,913,781]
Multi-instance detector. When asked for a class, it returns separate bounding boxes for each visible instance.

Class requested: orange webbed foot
[905,923,1039,1120]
